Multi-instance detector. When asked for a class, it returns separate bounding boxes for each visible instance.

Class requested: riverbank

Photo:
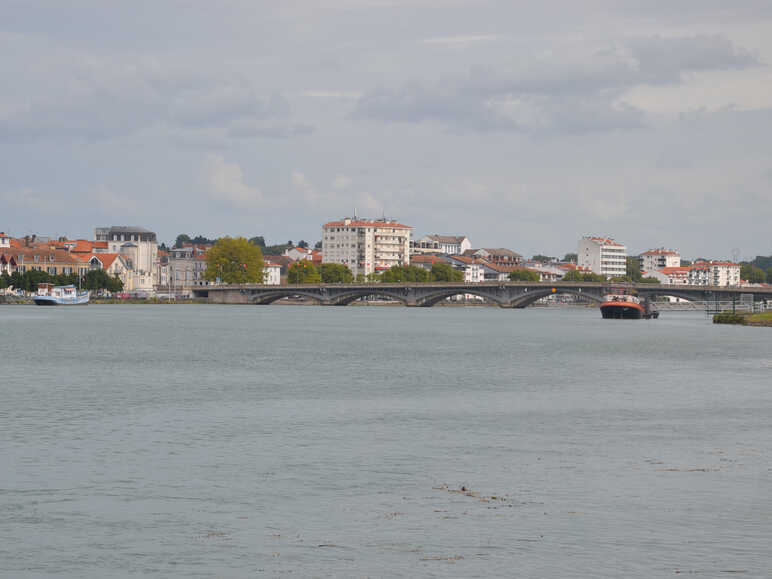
[713,311,772,326]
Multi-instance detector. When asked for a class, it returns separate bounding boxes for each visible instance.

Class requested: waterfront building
[578,236,627,278]
[639,248,681,272]
[411,235,471,256]
[688,261,741,287]
[83,253,132,288]
[322,217,412,277]
[94,226,159,293]
[167,244,210,296]
[0,246,90,277]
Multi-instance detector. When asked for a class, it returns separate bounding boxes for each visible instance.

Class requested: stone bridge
[193,282,772,308]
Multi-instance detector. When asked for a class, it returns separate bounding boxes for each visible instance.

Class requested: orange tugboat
[600,293,657,319]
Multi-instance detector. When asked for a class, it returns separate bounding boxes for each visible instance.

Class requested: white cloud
[206,155,263,209]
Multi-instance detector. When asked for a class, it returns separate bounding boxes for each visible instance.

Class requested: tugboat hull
[600,302,644,319]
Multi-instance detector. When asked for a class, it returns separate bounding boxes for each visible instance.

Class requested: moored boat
[600,293,645,319]
[33,284,90,306]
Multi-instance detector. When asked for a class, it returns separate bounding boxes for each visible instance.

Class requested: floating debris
[433,484,512,504]
[420,555,464,562]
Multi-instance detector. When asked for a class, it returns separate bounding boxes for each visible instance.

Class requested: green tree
[0,272,10,289]
[314,240,322,250]
[430,263,464,282]
[640,276,661,284]
[297,240,309,249]
[83,269,123,291]
[563,270,607,282]
[204,237,264,284]
[249,236,266,247]
[287,261,321,283]
[531,254,554,263]
[740,264,766,283]
[563,253,577,263]
[320,263,353,283]
[509,268,540,281]
[767,267,772,284]
[381,265,430,282]
[174,233,192,248]
[626,256,643,282]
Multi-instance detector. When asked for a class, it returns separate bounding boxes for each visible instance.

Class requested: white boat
[33,284,90,306]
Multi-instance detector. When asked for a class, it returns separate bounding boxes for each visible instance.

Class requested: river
[1,305,770,578]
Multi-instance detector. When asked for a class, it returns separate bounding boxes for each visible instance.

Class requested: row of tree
[0,270,123,293]
[286,262,467,284]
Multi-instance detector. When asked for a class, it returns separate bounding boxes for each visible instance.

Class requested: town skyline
[2,2,771,261]
[2,219,769,264]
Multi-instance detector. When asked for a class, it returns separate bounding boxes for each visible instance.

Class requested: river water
[1,305,770,578]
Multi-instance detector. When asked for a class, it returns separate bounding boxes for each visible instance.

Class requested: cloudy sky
[2,0,771,259]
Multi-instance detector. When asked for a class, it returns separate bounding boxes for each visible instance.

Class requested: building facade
[410,235,471,256]
[639,249,681,272]
[322,217,411,277]
[688,261,741,287]
[578,236,627,278]
[94,226,158,293]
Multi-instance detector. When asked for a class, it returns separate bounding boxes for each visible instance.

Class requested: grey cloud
[0,40,309,143]
[627,35,758,84]
[354,35,755,134]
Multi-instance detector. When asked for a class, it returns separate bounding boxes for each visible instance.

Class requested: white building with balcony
[322,217,411,277]
[578,236,627,278]
[639,248,681,272]
[688,261,741,287]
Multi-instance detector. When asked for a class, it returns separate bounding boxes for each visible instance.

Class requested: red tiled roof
[641,248,679,255]
[323,220,412,229]
[585,237,623,247]
[81,253,122,270]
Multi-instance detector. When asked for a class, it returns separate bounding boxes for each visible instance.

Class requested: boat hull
[600,302,643,319]
[33,293,90,306]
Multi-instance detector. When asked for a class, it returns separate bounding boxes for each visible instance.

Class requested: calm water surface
[1,305,771,578]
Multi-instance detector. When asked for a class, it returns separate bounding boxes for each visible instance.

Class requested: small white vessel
[33,284,90,306]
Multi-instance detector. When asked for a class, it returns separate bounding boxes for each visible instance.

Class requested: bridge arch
[328,289,409,305]
[509,288,604,308]
[415,288,509,307]
[635,290,705,304]
[248,290,326,305]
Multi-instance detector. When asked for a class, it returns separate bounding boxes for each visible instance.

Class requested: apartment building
[639,248,681,272]
[578,236,627,278]
[688,261,741,287]
[322,217,411,277]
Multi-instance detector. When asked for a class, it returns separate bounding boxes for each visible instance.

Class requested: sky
[2,0,771,260]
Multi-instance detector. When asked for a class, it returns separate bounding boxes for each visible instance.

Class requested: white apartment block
[688,261,741,287]
[578,236,627,278]
[322,217,411,276]
[411,235,471,256]
[639,248,681,271]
